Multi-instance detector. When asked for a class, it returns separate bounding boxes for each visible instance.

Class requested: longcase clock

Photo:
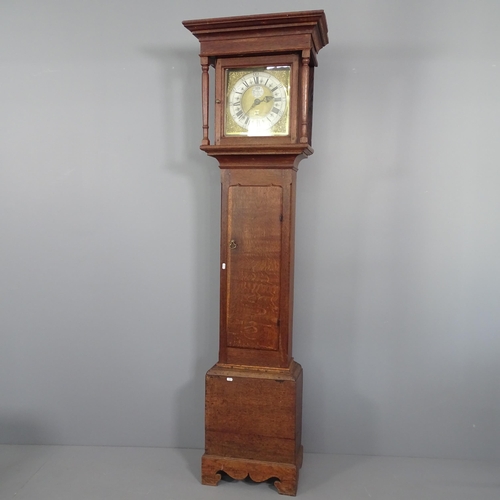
[183,11,328,496]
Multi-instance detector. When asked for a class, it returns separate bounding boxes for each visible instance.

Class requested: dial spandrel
[225,66,290,137]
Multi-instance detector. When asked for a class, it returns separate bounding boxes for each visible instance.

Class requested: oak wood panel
[206,375,296,440]
[219,168,296,368]
[206,431,296,464]
[205,362,302,464]
[227,185,282,350]
[225,346,282,367]
[200,34,313,58]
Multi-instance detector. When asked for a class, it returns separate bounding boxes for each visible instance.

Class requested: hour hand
[248,98,262,111]
[248,95,274,111]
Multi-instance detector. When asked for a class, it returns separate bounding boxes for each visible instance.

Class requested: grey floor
[1,445,499,500]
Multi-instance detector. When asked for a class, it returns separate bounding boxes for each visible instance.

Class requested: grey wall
[1,1,499,460]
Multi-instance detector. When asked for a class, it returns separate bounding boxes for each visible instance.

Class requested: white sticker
[226,377,233,382]
[222,263,226,270]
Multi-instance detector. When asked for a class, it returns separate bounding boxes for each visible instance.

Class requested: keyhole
[229,240,237,249]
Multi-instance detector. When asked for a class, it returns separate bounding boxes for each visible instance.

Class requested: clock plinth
[183,10,328,496]
[203,362,303,496]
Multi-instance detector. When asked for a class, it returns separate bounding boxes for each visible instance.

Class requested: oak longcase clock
[183,11,328,496]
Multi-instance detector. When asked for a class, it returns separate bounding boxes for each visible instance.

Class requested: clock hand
[248,98,262,111]
[247,95,275,112]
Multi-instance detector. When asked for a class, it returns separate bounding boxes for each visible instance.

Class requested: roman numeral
[272,106,280,114]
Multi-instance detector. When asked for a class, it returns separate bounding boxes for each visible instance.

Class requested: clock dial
[225,67,290,137]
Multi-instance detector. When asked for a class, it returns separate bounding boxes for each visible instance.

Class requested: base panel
[203,361,303,495]
[202,450,303,496]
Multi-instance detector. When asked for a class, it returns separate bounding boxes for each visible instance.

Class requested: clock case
[183,11,328,496]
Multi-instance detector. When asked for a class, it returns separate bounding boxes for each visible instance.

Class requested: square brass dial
[224,66,291,137]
